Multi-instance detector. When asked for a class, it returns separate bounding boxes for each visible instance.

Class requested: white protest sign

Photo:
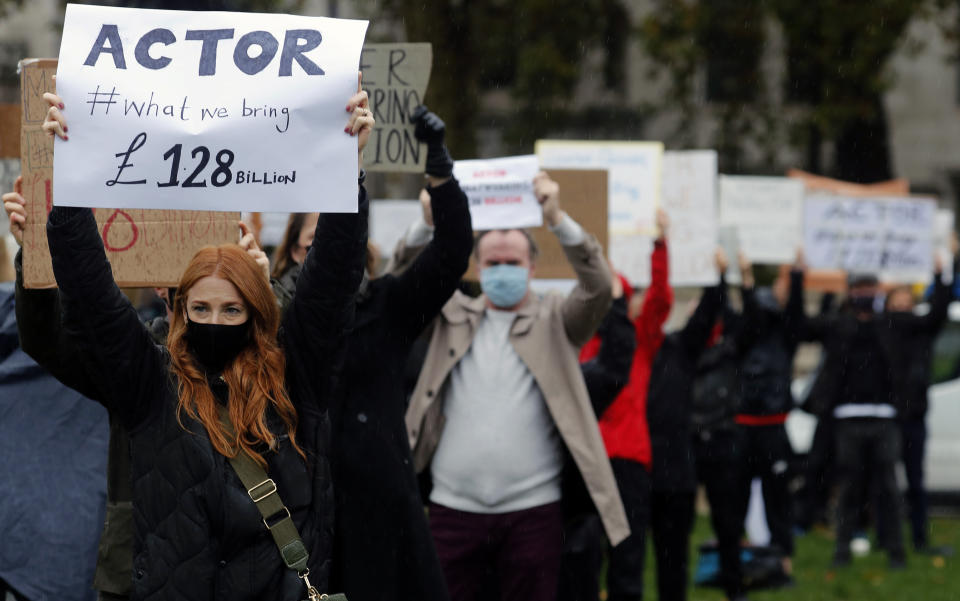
[660,150,719,286]
[610,235,654,287]
[804,195,936,282]
[719,176,803,264]
[360,43,431,173]
[54,4,368,212]
[453,155,541,230]
[536,140,662,236]
[370,199,422,256]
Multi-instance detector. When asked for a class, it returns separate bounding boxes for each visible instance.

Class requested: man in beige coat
[405,172,630,601]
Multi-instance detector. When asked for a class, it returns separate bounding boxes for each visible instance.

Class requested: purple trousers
[429,501,563,601]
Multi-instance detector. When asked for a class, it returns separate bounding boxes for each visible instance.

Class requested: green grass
[636,515,960,601]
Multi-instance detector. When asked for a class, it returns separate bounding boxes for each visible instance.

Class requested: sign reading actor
[54,4,369,212]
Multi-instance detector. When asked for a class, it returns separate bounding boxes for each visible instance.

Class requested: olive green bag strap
[217,406,346,601]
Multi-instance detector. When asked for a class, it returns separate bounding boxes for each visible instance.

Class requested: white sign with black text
[54,4,369,212]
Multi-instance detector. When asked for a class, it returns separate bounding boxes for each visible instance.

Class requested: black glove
[411,105,454,178]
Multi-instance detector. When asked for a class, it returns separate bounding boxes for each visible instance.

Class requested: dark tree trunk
[832,96,894,184]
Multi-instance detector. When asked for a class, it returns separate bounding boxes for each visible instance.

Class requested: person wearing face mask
[797,253,951,569]
[26,84,371,601]
[6,179,268,601]
[405,172,626,601]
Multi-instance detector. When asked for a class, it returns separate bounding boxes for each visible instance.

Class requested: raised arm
[915,252,953,335]
[537,172,613,346]
[37,92,165,428]
[677,248,728,359]
[634,209,674,347]
[384,107,473,341]
[581,290,636,416]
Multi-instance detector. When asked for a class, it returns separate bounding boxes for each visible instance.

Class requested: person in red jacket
[578,209,672,601]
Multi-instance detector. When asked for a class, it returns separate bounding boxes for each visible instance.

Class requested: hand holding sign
[2,175,24,246]
[237,221,269,283]
[534,171,562,227]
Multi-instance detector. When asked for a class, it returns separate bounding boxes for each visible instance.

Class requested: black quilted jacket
[42,192,366,601]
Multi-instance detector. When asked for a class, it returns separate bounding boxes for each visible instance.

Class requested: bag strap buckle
[247,478,278,503]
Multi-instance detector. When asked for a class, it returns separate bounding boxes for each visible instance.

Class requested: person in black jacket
[31,88,370,601]
[883,252,955,554]
[646,248,729,601]
[731,255,806,574]
[797,253,951,568]
[559,273,636,601]
[690,252,758,601]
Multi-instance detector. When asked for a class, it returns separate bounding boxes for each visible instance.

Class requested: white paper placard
[610,234,654,287]
[804,195,936,282]
[661,150,719,286]
[370,199,422,256]
[54,4,369,212]
[453,155,542,230]
[536,140,662,236]
[719,176,804,264]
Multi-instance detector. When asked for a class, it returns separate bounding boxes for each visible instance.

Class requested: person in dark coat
[689,252,758,601]
[797,253,951,568]
[559,273,637,601]
[29,89,371,601]
[883,252,956,554]
[730,257,806,575]
[645,248,728,601]
[271,106,474,601]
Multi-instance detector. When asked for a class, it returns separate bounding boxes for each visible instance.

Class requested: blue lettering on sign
[82,24,325,76]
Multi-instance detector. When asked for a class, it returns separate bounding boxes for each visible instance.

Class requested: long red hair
[167,244,304,467]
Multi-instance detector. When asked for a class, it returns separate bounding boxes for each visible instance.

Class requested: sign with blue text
[453,155,542,230]
[54,4,368,212]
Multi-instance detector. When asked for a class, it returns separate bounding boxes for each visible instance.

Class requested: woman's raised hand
[238,221,270,283]
[2,175,25,246]
[42,91,68,140]
[346,71,374,171]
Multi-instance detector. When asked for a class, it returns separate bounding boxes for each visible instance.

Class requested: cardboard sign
[360,43,431,173]
[53,4,368,212]
[787,168,910,197]
[803,195,936,282]
[536,140,662,236]
[0,104,20,158]
[719,176,804,264]
[20,58,239,288]
[454,155,542,230]
[462,169,607,280]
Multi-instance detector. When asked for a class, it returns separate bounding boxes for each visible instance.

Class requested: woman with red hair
[35,85,372,601]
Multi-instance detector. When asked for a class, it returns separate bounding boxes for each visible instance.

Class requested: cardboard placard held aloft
[360,43,432,173]
[20,58,239,288]
[464,169,608,280]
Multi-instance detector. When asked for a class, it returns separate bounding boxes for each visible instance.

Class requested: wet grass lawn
[632,515,960,601]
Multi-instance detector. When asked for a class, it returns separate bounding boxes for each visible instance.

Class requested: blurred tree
[372,0,630,158]
[641,0,954,182]
[0,0,23,16]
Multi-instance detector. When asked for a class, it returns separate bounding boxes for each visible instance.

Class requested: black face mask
[849,295,876,314]
[185,319,250,374]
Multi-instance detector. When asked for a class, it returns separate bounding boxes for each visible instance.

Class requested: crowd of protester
[0,74,956,601]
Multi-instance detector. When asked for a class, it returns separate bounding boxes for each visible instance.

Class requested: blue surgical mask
[481,264,529,308]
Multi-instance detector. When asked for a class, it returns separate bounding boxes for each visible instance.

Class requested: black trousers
[607,459,652,601]
[795,415,835,530]
[901,417,928,550]
[736,423,795,556]
[557,514,604,601]
[650,489,695,601]
[694,429,746,599]
[833,418,904,560]
[557,460,650,601]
